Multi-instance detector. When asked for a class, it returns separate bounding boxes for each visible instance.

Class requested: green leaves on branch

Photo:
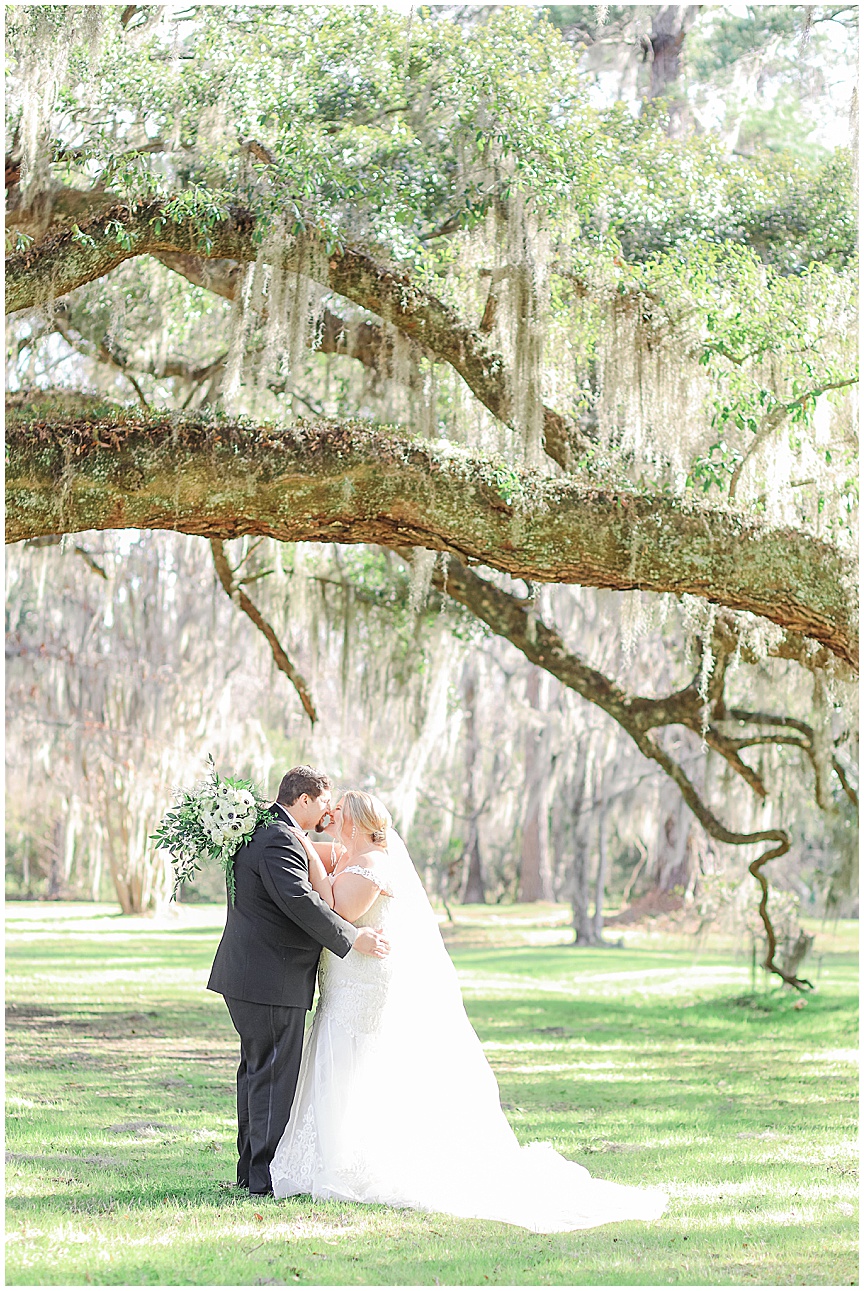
[688,440,741,495]
[488,464,525,507]
[104,218,136,252]
[71,225,96,248]
[161,186,234,254]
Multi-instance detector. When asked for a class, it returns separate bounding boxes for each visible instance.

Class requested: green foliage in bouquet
[151,756,275,901]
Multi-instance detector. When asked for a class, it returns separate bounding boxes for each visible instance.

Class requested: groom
[208,765,390,1196]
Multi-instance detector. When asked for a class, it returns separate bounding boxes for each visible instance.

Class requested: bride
[270,790,667,1232]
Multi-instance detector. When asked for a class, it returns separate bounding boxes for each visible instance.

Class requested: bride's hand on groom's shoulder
[353,928,390,958]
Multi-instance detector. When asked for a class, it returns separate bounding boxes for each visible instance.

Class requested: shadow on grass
[6,923,857,1286]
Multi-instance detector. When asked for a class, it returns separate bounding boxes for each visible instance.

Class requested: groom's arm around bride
[207,765,388,1195]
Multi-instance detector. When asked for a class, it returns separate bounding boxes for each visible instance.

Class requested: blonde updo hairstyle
[340,790,391,848]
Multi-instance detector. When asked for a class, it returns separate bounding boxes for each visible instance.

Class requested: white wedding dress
[270,831,667,1232]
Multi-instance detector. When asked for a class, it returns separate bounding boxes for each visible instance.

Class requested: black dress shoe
[249,1187,274,1197]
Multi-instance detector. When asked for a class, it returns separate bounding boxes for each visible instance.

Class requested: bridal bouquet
[152,757,274,900]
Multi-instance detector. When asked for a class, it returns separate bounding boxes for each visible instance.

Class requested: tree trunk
[459,662,486,904]
[592,771,611,940]
[518,667,554,902]
[47,818,64,899]
[569,747,602,944]
[90,816,104,902]
[654,798,693,892]
[105,798,134,915]
[621,837,648,907]
[780,932,815,982]
[462,832,485,906]
[63,797,79,890]
[649,5,697,95]
[101,771,171,915]
[648,5,699,137]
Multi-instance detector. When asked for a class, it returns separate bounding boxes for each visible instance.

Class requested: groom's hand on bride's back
[353,928,390,958]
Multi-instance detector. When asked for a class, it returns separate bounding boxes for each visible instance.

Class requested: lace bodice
[316,863,395,1038]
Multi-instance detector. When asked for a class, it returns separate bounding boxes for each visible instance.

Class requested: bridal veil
[270,828,667,1232]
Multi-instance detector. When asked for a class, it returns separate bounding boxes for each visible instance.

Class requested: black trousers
[223,996,306,1195]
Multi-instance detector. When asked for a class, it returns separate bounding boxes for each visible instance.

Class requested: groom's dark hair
[277,765,331,807]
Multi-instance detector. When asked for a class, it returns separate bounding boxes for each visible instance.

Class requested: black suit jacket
[207,804,357,1008]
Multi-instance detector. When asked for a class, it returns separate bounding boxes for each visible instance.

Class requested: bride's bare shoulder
[335,851,393,893]
[336,856,383,876]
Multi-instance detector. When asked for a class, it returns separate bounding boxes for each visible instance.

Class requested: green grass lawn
[5,901,858,1286]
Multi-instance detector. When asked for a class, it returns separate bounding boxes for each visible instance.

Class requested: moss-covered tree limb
[431,555,845,809]
[430,555,818,989]
[209,538,317,724]
[47,278,424,403]
[5,402,857,669]
[5,200,577,468]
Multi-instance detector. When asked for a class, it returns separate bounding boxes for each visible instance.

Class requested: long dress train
[270,832,667,1232]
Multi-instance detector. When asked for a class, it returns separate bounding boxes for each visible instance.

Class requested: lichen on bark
[5,402,858,670]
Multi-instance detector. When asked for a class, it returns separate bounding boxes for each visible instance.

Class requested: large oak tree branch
[153,252,424,385]
[156,267,429,407]
[431,555,815,989]
[430,557,840,809]
[5,201,577,468]
[51,275,424,401]
[5,403,857,669]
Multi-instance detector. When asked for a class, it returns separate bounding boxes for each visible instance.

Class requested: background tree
[5,5,857,980]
